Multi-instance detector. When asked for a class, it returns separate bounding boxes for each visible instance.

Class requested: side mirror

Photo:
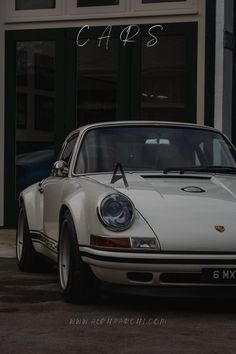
[51,160,69,177]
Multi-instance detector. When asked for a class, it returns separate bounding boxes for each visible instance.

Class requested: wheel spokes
[59,222,71,290]
[16,209,24,261]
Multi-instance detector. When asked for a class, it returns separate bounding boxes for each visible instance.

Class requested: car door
[42,134,79,249]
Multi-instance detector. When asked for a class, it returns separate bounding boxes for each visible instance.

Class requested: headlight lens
[98,194,134,231]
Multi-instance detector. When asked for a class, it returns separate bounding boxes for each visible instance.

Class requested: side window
[213,138,235,166]
[60,135,78,165]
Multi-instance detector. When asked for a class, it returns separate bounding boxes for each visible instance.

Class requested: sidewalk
[0,229,16,258]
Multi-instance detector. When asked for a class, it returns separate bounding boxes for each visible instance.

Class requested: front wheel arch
[16,203,52,272]
[59,205,70,231]
[58,210,99,303]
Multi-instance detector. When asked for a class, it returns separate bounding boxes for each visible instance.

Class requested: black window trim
[58,133,79,165]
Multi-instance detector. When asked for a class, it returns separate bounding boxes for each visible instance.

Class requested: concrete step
[0,229,16,258]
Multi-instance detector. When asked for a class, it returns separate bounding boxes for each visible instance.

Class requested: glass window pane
[61,135,78,165]
[35,53,55,91]
[16,41,55,197]
[141,36,187,122]
[15,0,55,10]
[34,95,54,131]
[76,37,118,126]
[77,0,119,7]
[16,93,27,129]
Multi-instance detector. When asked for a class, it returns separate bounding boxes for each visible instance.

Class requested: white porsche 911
[16,121,236,302]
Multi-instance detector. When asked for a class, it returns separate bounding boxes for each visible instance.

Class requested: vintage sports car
[16,121,236,302]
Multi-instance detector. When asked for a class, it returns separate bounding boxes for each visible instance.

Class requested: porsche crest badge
[214,225,225,233]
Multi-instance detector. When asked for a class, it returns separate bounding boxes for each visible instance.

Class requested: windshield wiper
[163,166,236,174]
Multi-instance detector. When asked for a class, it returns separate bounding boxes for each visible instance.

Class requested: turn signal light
[90,235,131,249]
[90,235,159,250]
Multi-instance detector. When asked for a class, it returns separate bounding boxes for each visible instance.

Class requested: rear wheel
[16,204,51,272]
[58,210,99,303]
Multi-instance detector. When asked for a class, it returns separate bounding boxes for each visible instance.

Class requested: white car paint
[19,121,236,293]
[88,173,236,252]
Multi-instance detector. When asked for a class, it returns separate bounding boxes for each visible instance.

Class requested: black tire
[16,204,51,272]
[58,210,99,304]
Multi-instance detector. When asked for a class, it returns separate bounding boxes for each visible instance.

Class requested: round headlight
[98,194,134,231]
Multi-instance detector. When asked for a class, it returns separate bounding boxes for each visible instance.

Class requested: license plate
[202,268,236,283]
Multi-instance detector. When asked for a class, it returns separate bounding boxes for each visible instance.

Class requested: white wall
[222,0,234,139]
[214,0,224,133]
[214,0,234,139]
[0,1,5,226]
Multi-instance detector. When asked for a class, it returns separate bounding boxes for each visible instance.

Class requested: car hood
[88,173,236,252]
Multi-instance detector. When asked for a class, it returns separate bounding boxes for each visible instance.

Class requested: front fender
[20,183,43,232]
[61,189,158,247]
[61,190,89,245]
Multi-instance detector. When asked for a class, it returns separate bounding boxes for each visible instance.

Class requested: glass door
[136,23,197,123]
[4,23,197,225]
[5,29,75,226]
[16,41,55,197]
[76,36,119,126]
[75,23,197,126]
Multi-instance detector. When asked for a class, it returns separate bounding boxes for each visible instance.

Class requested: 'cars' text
[76,24,164,50]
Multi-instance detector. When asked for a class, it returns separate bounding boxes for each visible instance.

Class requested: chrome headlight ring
[98,193,134,232]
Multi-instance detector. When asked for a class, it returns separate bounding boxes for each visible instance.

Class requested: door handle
[38,180,45,194]
[38,186,44,194]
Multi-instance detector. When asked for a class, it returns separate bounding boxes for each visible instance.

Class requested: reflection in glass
[15,0,55,10]
[16,41,55,197]
[35,95,54,131]
[16,145,55,197]
[35,53,55,91]
[16,93,27,129]
[76,38,118,127]
[141,36,186,122]
[77,0,119,7]
[16,50,27,86]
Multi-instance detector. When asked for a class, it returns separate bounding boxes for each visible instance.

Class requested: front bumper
[80,246,236,291]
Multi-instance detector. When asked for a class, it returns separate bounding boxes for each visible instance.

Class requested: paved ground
[1,232,236,353]
[0,229,15,258]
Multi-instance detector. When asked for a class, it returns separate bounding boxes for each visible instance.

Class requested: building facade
[0,0,234,226]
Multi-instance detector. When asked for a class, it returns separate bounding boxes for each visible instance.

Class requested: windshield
[74,126,236,174]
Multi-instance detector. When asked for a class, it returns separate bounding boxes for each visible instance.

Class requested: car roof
[65,121,221,140]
